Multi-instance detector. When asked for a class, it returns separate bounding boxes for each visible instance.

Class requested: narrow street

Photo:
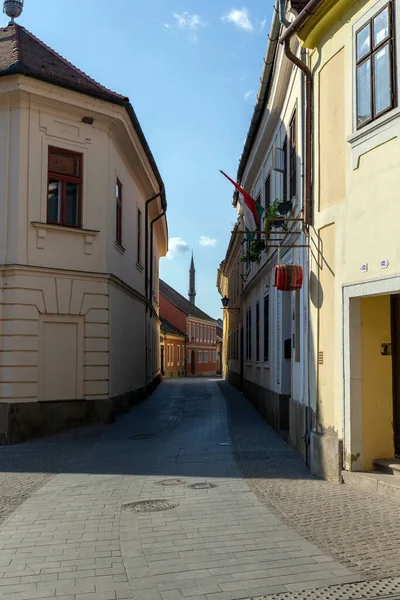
[1,379,400,600]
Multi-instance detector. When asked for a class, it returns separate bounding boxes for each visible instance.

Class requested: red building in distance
[159,258,218,376]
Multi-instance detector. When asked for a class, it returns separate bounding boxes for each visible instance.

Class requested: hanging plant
[241,239,265,264]
[265,199,288,232]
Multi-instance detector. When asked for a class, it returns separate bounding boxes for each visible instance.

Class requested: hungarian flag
[220,170,263,240]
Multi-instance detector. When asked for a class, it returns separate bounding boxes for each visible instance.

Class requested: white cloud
[260,17,267,31]
[166,237,190,260]
[164,23,172,29]
[244,89,255,100]
[172,12,205,41]
[199,236,217,248]
[223,8,253,32]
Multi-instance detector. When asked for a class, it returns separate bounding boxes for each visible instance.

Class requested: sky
[6,0,275,319]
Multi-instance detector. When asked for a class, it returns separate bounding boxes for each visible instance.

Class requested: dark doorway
[191,350,196,375]
[391,294,400,456]
[161,345,165,376]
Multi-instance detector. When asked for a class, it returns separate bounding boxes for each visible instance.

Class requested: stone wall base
[0,374,162,445]
[230,374,289,434]
[310,430,343,482]
[227,370,241,391]
[288,397,308,464]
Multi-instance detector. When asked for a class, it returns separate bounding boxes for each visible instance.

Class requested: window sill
[347,107,400,169]
[136,262,144,273]
[114,241,126,254]
[31,222,99,254]
[31,221,99,235]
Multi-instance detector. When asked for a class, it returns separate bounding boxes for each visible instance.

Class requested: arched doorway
[191,350,196,375]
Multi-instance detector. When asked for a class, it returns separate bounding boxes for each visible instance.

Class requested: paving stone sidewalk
[0,378,361,600]
[0,424,107,527]
[219,380,400,581]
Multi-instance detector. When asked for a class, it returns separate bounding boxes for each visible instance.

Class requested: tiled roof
[0,24,126,102]
[160,317,186,338]
[160,280,217,324]
[0,24,167,209]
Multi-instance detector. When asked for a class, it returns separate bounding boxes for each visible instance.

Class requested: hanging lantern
[274,264,303,291]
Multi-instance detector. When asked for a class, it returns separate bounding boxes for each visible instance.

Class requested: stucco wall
[308,0,400,475]
[360,295,394,468]
[159,295,187,333]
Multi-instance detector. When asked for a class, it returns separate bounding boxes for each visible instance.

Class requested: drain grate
[129,433,157,440]
[156,478,186,487]
[123,499,178,513]
[188,482,217,490]
[249,577,400,600]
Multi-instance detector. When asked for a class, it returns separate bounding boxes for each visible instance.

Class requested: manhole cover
[156,478,186,486]
[129,433,156,440]
[188,482,217,490]
[123,499,178,513]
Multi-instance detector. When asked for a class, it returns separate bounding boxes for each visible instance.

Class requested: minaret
[188,253,196,305]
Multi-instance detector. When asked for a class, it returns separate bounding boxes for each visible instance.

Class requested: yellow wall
[319,49,345,211]
[360,296,394,469]
[304,0,400,475]
[317,224,336,430]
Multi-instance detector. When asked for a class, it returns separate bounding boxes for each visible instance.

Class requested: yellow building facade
[296,0,400,478]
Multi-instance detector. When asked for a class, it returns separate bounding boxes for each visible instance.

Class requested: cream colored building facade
[0,24,167,443]
[218,0,311,463]
[294,0,400,479]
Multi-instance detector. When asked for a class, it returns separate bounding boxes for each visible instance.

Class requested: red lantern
[274,264,303,291]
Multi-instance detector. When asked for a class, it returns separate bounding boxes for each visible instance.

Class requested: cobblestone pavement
[218,380,400,581]
[0,378,361,600]
[0,424,107,527]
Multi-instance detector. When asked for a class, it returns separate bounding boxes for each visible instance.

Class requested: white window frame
[198,351,203,363]
[348,0,400,168]
[177,345,180,366]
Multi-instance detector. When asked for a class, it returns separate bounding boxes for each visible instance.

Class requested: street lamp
[221,296,240,314]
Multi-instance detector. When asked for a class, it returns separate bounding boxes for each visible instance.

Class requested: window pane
[48,180,61,223]
[49,149,80,177]
[65,182,79,226]
[374,7,389,47]
[357,59,372,126]
[357,24,371,61]
[374,43,391,114]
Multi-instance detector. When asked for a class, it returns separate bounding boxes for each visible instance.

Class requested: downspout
[279,0,291,27]
[279,0,325,225]
[279,0,324,463]
[145,191,163,302]
[149,208,167,315]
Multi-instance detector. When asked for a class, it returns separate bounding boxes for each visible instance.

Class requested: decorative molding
[31,222,99,254]
[114,241,126,255]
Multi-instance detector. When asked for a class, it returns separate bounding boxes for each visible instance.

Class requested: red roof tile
[0,24,126,102]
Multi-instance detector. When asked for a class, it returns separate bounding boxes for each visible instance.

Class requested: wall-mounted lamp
[221,296,240,314]
[82,116,94,125]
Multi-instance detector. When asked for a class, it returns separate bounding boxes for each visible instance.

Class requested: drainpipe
[279,0,324,225]
[279,0,324,463]
[145,191,162,301]
[149,208,167,315]
[279,0,291,27]
[144,187,166,387]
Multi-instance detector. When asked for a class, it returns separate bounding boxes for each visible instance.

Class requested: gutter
[234,1,281,201]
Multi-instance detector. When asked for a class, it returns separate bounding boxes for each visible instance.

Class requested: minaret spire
[188,252,196,305]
